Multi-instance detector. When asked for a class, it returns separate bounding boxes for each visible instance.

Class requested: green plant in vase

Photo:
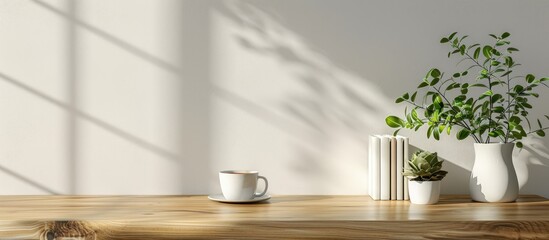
[385,32,549,202]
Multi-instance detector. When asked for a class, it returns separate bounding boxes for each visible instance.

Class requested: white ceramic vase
[469,143,518,202]
[408,180,441,204]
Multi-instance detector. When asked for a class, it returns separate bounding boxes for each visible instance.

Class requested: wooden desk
[0,195,547,239]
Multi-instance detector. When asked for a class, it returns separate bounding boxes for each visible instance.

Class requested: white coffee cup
[219,170,268,201]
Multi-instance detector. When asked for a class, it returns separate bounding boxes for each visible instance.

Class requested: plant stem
[501,80,548,116]
[404,100,425,109]
[509,126,549,143]
[487,64,493,143]
[505,69,511,142]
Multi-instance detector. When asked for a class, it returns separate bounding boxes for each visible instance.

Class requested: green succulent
[403,150,448,181]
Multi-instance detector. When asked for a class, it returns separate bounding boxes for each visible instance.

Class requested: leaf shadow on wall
[517,137,549,197]
[212,1,399,193]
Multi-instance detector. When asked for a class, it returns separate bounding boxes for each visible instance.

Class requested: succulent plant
[403,150,448,181]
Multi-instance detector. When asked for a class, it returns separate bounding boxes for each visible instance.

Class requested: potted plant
[386,32,549,202]
[404,150,447,204]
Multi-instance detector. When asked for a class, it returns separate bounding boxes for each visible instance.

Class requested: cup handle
[254,175,268,198]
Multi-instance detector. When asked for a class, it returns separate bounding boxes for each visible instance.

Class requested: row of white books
[368,135,409,201]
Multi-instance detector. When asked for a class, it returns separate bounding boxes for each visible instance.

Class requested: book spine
[403,137,410,200]
[379,136,390,200]
[368,136,373,198]
[396,137,404,200]
[390,137,397,200]
[372,136,381,200]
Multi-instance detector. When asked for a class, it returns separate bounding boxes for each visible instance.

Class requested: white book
[403,137,410,200]
[396,137,404,200]
[379,135,391,200]
[368,136,372,198]
[390,137,397,200]
[370,136,381,200]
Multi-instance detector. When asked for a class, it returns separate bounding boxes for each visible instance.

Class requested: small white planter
[408,180,441,204]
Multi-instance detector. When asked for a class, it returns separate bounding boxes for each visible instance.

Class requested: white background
[0,0,548,197]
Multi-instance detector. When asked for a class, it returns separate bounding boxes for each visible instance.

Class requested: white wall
[0,0,548,197]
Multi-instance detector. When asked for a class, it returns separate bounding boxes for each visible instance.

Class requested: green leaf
[433,95,443,106]
[489,34,498,39]
[403,93,410,100]
[454,95,467,103]
[501,70,512,77]
[473,47,481,60]
[512,131,522,139]
[507,47,519,53]
[430,78,440,86]
[491,48,501,56]
[430,68,441,78]
[538,119,543,128]
[493,106,505,113]
[492,94,503,102]
[483,90,493,96]
[396,97,404,103]
[418,82,429,88]
[440,38,449,43]
[514,85,524,93]
[538,130,546,137]
[501,32,511,39]
[411,92,417,102]
[516,141,523,148]
[433,126,440,140]
[482,45,493,59]
[446,82,460,91]
[411,109,421,121]
[457,128,470,140]
[448,32,458,40]
[526,74,535,83]
[470,83,487,88]
[509,116,522,124]
[386,116,405,128]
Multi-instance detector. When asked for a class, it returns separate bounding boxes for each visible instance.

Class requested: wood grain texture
[0,195,547,239]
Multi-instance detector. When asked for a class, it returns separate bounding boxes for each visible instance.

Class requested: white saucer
[208,194,271,203]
